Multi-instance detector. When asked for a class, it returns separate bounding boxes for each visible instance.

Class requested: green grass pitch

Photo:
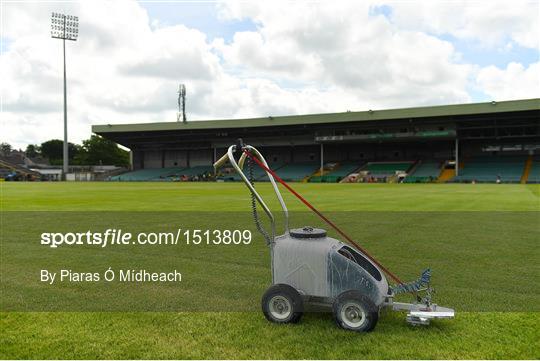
[1,182,539,359]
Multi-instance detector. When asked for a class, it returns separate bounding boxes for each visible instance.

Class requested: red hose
[243,149,404,285]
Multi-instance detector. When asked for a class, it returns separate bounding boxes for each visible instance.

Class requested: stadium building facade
[93,99,540,183]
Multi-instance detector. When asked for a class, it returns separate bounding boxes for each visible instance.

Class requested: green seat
[454,156,525,183]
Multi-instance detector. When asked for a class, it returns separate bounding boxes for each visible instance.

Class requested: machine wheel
[333,290,379,332]
[262,284,303,324]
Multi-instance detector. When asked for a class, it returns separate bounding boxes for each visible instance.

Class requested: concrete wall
[143,150,162,169]
[164,150,187,168]
[189,149,213,166]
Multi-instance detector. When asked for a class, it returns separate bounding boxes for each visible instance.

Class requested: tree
[25,144,40,158]
[81,135,129,167]
[40,139,81,165]
[0,142,12,156]
[34,137,128,166]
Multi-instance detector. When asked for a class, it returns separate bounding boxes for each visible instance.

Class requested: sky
[1,0,539,149]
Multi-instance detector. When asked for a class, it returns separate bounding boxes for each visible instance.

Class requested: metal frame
[387,300,455,325]
[214,142,455,326]
[214,143,289,240]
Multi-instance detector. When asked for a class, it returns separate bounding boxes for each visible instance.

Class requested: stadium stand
[453,155,525,183]
[363,162,414,180]
[273,162,319,182]
[309,162,362,183]
[93,99,538,184]
[220,162,285,181]
[0,157,39,180]
[111,165,215,181]
[404,161,441,183]
[526,155,540,183]
[111,167,183,181]
[366,162,412,173]
[176,165,214,177]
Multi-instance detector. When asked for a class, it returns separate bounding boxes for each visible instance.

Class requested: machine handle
[212,143,289,243]
[213,152,229,171]
[237,152,247,169]
[214,149,248,171]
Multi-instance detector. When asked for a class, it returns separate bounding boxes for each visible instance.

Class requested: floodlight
[50,12,79,178]
[51,12,79,41]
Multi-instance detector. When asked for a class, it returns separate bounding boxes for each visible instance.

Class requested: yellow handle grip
[213,153,229,170]
[238,152,247,169]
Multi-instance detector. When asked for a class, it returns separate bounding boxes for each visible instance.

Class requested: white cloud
[1,0,538,149]
[217,1,472,107]
[476,62,540,100]
[388,0,540,49]
[1,1,224,148]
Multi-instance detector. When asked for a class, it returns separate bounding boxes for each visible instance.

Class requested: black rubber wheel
[261,284,303,324]
[332,290,379,332]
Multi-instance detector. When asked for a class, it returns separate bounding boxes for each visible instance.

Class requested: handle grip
[213,153,229,171]
[237,152,247,169]
[214,147,248,171]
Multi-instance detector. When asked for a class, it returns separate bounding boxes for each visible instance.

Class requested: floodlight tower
[51,12,78,178]
[177,84,186,123]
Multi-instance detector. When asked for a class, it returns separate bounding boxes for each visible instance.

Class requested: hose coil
[247,155,272,244]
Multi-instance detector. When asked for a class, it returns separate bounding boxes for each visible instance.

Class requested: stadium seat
[111,165,214,181]
[111,167,185,181]
[273,162,319,181]
[309,162,362,183]
[527,155,540,183]
[363,162,414,180]
[217,162,285,181]
[177,165,214,177]
[453,155,525,183]
[404,161,441,183]
[219,161,318,182]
